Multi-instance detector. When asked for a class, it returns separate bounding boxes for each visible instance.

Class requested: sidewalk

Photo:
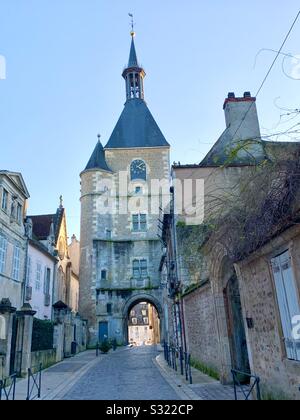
[155,352,249,401]
[5,350,102,400]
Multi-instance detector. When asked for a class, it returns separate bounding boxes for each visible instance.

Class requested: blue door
[99,322,108,343]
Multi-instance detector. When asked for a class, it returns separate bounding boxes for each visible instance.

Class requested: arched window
[130,160,146,181]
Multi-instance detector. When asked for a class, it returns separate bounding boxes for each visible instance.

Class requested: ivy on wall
[31,318,54,352]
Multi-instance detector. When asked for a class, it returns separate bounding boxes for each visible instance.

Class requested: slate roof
[29,207,64,244]
[199,128,267,167]
[85,141,112,172]
[104,99,170,149]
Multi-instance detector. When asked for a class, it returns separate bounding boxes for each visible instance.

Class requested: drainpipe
[22,232,29,307]
[170,186,187,351]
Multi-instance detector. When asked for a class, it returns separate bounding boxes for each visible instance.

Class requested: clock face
[130,160,146,181]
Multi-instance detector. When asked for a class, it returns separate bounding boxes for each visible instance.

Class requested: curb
[43,357,101,400]
[153,355,203,401]
[45,347,130,400]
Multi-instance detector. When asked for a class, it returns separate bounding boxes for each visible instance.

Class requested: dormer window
[17,203,22,224]
[1,189,8,212]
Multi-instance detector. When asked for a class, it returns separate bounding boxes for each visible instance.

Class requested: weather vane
[128,13,135,37]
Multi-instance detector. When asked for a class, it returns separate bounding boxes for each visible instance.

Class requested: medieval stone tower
[79,32,170,345]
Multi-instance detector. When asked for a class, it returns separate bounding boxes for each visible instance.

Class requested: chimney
[223,92,261,141]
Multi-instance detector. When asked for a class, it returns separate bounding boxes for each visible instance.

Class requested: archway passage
[223,273,250,380]
[127,302,161,347]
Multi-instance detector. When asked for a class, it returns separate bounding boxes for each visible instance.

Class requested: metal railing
[0,374,17,401]
[26,363,42,401]
[164,342,193,384]
[231,369,261,401]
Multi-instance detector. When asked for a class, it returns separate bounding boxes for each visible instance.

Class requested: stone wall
[236,224,300,400]
[31,349,56,373]
[183,283,221,376]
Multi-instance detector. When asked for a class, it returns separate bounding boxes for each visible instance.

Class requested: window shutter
[0,236,7,273]
[272,251,300,361]
[12,246,20,281]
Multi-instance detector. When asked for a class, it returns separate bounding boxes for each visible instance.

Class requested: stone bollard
[16,303,36,377]
[0,298,17,379]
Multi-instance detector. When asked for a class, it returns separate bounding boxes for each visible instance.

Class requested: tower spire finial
[128,13,135,37]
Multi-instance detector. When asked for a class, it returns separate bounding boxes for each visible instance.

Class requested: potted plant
[99,340,112,354]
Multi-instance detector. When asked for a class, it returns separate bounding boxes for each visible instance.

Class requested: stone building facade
[79,33,170,345]
[28,199,79,314]
[161,92,300,399]
[235,224,300,400]
[0,171,30,309]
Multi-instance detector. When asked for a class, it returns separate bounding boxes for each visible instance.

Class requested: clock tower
[79,32,170,345]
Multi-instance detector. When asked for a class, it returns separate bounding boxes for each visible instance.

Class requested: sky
[0,1,300,239]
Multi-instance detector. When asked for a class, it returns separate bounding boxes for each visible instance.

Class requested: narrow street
[61,347,180,401]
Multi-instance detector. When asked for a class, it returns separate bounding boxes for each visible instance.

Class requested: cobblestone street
[61,347,181,401]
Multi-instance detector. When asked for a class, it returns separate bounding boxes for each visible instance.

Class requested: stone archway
[209,244,236,383]
[209,243,250,383]
[122,293,164,345]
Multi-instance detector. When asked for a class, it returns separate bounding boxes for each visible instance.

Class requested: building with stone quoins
[79,33,170,345]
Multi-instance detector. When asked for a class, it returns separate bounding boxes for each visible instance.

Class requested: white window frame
[12,246,21,281]
[271,250,300,362]
[132,214,147,232]
[0,236,8,274]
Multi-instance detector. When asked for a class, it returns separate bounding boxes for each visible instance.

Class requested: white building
[25,237,57,320]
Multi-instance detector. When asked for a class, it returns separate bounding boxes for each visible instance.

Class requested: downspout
[170,185,187,351]
[22,235,29,306]
[51,258,58,321]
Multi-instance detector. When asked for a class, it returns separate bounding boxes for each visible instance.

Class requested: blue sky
[1,1,300,238]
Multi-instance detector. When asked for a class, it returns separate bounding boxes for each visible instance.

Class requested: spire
[85,135,112,172]
[128,36,139,67]
[122,28,146,101]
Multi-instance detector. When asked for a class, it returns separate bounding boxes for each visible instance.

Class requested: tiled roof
[29,207,64,244]
[29,214,55,240]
